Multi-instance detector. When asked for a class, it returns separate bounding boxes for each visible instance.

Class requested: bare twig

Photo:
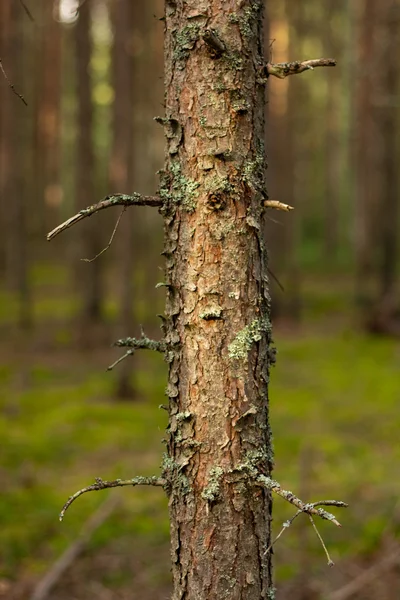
[264,510,302,555]
[264,499,347,559]
[309,515,334,566]
[267,267,285,292]
[47,193,162,241]
[262,58,336,80]
[264,200,294,212]
[107,349,135,371]
[31,495,120,600]
[107,335,167,371]
[19,0,34,21]
[60,476,166,521]
[257,475,347,527]
[0,58,28,106]
[81,207,126,262]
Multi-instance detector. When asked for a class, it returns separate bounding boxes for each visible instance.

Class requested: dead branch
[60,476,166,521]
[203,29,226,57]
[107,334,166,371]
[0,58,28,106]
[47,193,162,241]
[114,336,166,352]
[81,207,126,262]
[262,58,336,80]
[257,475,347,527]
[264,200,294,212]
[31,495,120,600]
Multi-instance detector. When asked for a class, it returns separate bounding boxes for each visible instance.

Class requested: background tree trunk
[75,0,104,337]
[162,2,273,598]
[109,0,136,399]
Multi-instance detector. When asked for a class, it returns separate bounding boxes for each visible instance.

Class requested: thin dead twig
[264,58,336,80]
[264,200,294,212]
[47,193,162,241]
[257,475,347,527]
[19,0,34,21]
[31,495,120,600]
[107,334,166,371]
[81,207,126,262]
[309,515,335,566]
[60,476,166,521]
[0,58,28,106]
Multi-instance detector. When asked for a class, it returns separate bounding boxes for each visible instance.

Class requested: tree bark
[162,2,273,598]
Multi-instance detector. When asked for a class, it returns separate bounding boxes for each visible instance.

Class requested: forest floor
[1,264,400,599]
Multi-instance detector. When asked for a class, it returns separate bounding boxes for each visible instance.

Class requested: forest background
[0,0,399,599]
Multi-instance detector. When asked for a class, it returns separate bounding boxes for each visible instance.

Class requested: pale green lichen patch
[267,587,277,600]
[202,466,224,502]
[228,317,270,360]
[173,24,200,64]
[199,305,223,320]
[160,161,200,212]
[176,411,192,421]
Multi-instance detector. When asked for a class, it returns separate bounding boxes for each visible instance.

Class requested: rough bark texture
[161,2,274,598]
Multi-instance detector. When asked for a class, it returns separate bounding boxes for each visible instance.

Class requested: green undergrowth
[1,263,399,589]
[0,353,169,579]
[271,329,400,579]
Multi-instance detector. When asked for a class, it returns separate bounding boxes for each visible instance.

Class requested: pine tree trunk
[75,0,104,331]
[109,0,136,399]
[162,2,273,598]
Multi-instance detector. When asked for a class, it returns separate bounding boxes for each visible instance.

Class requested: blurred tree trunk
[265,1,290,319]
[0,0,11,274]
[285,1,302,322]
[354,0,378,308]
[75,0,104,335]
[163,2,273,598]
[324,0,342,262]
[369,0,400,334]
[109,0,135,399]
[1,0,32,330]
[34,0,62,240]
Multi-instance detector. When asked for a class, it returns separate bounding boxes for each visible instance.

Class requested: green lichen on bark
[199,305,223,320]
[173,24,200,65]
[202,466,224,502]
[160,162,200,212]
[228,317,271,360]
[229,1,262,45]
[162,453,191,496]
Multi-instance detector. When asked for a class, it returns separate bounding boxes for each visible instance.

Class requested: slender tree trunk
[368,0,400,334]
[109,0,136,399]
[2,0,32,330]
[378,1,399,302]
[75,0,103,332]
[163,3,273,598]
[34,1,62,239]
[354,0,378,307]
[324,0,343,262]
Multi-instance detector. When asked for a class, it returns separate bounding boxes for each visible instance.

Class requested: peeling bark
[161,2,274,598]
